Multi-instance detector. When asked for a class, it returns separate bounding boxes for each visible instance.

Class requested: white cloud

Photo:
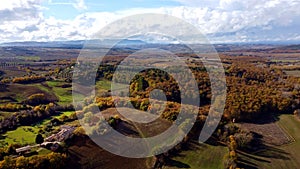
[171,0,220,7]
[48,0,87,11]
[73,0,87,10]
[0,0,300,43]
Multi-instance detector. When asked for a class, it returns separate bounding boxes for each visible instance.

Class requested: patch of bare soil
[100,107,173,137]
[67,134,154,169]
[67,107,177,169]
[239,122,292,146]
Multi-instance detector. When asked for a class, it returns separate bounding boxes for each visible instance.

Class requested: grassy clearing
[53,87,72,104]
[165,114,300,169]
[275,114,300,167]
[237,114,300,169]
[4,126,39,145]
[96,80,126,91]
[270,59,300,63]
[16,56,41,61]
[46,81,73,105]
[1,111,75,147]
[33,83,52,93]
[36,111,75,126]
[164,142,227,169]
[36,147,52,155]
[0,83,57,103]
[46,81,61,88]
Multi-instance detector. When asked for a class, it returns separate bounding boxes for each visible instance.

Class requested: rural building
[16,145,32,155]
[45,125,75,142]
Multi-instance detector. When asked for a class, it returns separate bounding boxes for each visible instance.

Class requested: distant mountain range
[1,39,300,53]
[0,39,148,49]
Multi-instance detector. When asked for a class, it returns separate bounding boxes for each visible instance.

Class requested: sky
[0,0,300,43]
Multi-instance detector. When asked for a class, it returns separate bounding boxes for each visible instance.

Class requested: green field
[96,80,126,91]
[37,111,75,125]
[3,126,39,146]
[164,142,227,169]
[237,114,300,169]
[275,115,300,167]
[0,111,75,147]
[46,81,73,105]
[164,114,300,169]
[16,56,41,61]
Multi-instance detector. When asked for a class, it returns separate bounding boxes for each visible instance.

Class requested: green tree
[35,134,44,144]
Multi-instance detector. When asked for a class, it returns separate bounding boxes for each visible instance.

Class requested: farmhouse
[16,145,32,155]
[45,125,75,142]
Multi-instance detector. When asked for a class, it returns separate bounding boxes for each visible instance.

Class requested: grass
[4,126,39,145]
[36,111,75,126]
[270,59,300,63]
[237,114,300,169]
[165,114,300,169]
[53,87,73,104]
[46,80,85,105]
[46,81,61,88]
[36,147,52,155]
[96,80,126,91]
[0,80,82,106]
[164,142,227,169]
[16,56,41,61]
[46,81,73,105]
[0,83,57,103]
[1,111,75,147]
[275,114,300,167]
[33,83,52,93]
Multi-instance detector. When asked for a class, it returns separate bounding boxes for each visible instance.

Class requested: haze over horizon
[1,0,300,44]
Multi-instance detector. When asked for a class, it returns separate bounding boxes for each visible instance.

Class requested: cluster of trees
[0,103,56,133]
[92,96,193,121]
[0,103,30,112]
[81,95,208,125]
[0,78,10,84]
[0,144,17,161]
[90,56,300,123]
[224,62,296,121]
[224,79,293,121]
[82,113,120,136]
[25,93,52,106]
[0,152,67,169]
[12,75,46,84]
[98,67,211,106]
[224,135,238,169]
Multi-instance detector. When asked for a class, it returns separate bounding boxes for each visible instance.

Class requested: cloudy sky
[0,0,299,43]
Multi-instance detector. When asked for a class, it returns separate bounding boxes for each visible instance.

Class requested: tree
[5,144,16,155]
[35,134,44,144]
